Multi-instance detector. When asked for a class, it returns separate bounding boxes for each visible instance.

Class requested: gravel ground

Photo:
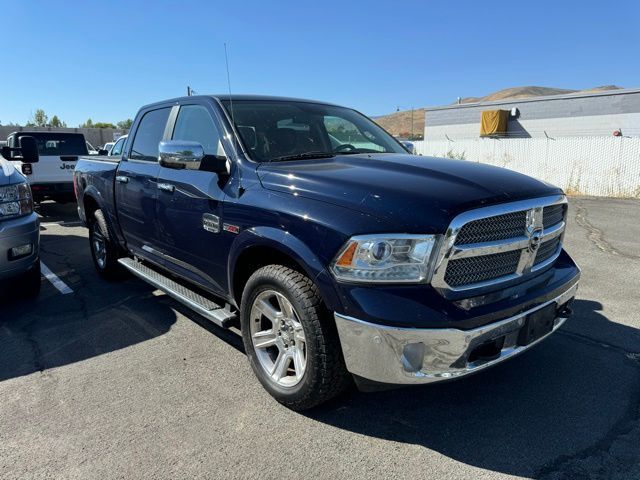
[1,197,638,480]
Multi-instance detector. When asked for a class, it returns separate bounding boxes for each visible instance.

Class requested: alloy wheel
[249,290,307,387]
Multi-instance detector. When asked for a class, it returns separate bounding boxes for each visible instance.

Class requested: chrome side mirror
[158,141,205,170]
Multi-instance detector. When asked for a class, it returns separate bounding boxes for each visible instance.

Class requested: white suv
[6,131,88,203]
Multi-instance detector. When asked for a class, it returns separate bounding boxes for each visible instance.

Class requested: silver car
[0,136,41,297]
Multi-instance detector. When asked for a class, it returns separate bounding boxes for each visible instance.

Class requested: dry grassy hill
[375,85,622,138]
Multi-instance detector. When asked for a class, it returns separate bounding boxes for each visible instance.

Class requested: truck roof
[140,94,341,111]
[9,131,86,138]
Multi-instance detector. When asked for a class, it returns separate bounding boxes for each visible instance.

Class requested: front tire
[89,209,124,280]
[240,265,351,410]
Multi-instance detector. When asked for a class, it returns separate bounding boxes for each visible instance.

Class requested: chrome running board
[118,257,236,328]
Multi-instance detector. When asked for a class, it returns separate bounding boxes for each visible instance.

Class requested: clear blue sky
[1,1,638,127]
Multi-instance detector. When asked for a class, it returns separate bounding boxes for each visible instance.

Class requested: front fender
[227,226,342,312]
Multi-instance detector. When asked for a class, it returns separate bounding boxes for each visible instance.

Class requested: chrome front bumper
[334,282,578,385]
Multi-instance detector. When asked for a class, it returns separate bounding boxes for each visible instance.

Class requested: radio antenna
[224,43,236,128]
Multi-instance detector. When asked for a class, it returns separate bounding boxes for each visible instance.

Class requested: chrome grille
[535,237,561,265]
[444,250,521,287]
[543,204,565,229]
[455,211,527,245]
[432,195,567,293]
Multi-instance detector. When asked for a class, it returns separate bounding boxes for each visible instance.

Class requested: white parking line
[40,262,74,295]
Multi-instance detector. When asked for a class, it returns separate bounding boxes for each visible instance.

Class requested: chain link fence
[413,136,640,198]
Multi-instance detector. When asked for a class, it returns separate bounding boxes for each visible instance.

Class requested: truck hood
[257,154,563,232]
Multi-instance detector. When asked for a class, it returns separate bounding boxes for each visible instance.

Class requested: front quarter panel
[223,187,392,311]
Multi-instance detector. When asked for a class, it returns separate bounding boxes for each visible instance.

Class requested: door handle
[115,175,129,184]
[157,183,175,193]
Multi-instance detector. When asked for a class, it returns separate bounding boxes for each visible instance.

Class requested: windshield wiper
[336,148,381,155]
[270,151,335,162]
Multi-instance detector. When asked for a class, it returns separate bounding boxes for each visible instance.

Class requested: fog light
[9,243,33,260]
[401,342,425,373]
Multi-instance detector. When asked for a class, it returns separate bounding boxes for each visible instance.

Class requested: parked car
[107,135,127,156]
[6,131,88,203]
[397,138,415,154]
[86,141,99,155]
[74,95,580,410]
[0,136,41,297]
[101,142,115,154]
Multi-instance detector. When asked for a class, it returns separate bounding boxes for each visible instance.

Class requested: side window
[130,107,171,161]
[110,137,125,156]
[172,105,224,156]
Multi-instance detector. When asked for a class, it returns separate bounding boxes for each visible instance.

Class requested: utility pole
[411,106,414,140]
[187,86,192,96]
[397,105,416,140]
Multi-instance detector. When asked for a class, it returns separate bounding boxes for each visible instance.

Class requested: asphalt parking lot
[1,197,639,480]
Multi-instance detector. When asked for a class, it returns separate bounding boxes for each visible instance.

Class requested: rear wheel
[240,265,351,410]
[89,209,124,280]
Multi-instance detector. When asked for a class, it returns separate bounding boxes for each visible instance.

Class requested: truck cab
[74,95,580,410]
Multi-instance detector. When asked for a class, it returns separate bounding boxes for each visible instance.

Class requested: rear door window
[130,108,171,161]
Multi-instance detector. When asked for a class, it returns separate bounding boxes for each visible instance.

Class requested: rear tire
[89,209,124,280]
[240,265,351,410]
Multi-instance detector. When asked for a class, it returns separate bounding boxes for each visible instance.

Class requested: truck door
[115,106,171,258]
[155,103,230,296]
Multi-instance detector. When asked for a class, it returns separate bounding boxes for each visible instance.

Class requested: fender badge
[223,223,240,234]
[202,213,220,233]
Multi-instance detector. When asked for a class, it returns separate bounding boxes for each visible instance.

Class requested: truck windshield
[220,100,406,162]
[15,133,88,156]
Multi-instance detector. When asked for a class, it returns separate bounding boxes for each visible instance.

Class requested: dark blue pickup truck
[74,95,580,410]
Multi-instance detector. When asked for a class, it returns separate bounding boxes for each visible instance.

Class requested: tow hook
[558,305,573,318]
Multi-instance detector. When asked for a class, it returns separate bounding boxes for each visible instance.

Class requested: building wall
[424,89,640,140]
[425,112,640,140]
[0,126,127,149]
[413,136,640,198]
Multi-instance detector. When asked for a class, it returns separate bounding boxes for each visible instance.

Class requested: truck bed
[74,155,120,228]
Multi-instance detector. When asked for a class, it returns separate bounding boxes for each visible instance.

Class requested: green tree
[117,119,133,129]
[30,109,49,127]
[80,119,116,129]
[49,115,67,128]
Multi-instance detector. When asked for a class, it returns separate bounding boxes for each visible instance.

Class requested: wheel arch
[82,192,100,223]
[228,227,342,313]
[82,187,123,248]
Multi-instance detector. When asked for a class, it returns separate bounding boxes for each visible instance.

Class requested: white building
[414,88,640,198]
[423,88,640,140]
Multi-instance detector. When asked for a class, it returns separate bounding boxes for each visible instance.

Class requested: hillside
[375,85,622,138]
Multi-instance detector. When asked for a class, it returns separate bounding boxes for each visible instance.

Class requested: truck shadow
[35,200,79,225]
[304,299,640,478]
[0,232,177,382]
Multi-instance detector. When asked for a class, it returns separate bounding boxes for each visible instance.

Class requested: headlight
[0,183,33,219]
[331,234,440,283]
